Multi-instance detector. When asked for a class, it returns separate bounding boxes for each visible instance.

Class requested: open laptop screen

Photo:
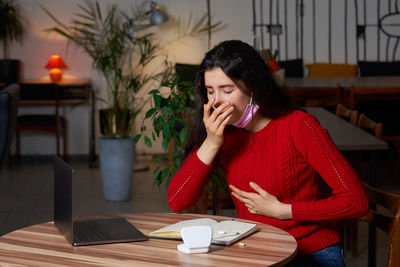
[53,156,147,246]
[54,156,74,244]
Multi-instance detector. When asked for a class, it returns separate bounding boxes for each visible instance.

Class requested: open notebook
[149,218,257,246]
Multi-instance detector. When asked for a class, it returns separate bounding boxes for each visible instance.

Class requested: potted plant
[137,77,194,186]
[266,50,280,72]
[42,0,171,201]
[263,50,285,87]
[136,14,226,213]
[43,0,220,202]
[137,76,229,214]
[0,0,26,84]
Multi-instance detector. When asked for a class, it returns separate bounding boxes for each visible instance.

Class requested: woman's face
[204,67,250,125]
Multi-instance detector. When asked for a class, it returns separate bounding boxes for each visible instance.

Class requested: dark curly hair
[184,40,295,159]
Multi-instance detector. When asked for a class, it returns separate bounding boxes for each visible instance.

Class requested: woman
[167,40,368,266]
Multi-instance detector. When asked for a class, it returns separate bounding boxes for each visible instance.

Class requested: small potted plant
[267,50,280,73]
[267,50,285,87]
[0,0,27,84]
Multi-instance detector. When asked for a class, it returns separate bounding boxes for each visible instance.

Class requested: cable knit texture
[168,110,369,256]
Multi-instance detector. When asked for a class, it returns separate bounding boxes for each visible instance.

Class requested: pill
[238,242,246,247]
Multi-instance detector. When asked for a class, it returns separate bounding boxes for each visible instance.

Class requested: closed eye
[220,84,235,94]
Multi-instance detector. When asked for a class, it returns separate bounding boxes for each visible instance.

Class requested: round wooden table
[0,213,297,266]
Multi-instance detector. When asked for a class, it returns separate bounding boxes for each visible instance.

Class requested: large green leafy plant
[135,14,223,188]
[42,0,171,137]
[136,77,226,191]
[137,77,194,186]
[0,0,26,59]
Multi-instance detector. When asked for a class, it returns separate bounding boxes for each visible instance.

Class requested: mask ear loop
[250,92,255,129]
[250,92,258,110]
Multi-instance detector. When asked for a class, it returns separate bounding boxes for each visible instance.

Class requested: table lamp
[45,55,67,82]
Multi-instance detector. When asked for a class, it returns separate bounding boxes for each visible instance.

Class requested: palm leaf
[40,5,68,29]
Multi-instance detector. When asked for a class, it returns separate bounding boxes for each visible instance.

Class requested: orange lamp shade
[45,55,67,82]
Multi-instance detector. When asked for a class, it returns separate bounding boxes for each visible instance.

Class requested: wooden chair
[350,83,400,159]
[288,84,342,109]
[15,83,68,162]
[358,183,400,267]
[187,181,235,216]
[335,103,358,125]
[357,113,383,138]
[349,83,400,136]
[349,84,400,110]
[344,114,383,256]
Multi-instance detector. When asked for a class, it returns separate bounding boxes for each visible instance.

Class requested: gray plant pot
[99,137,135,201]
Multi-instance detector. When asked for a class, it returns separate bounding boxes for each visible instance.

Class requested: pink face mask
[233,95,259,128]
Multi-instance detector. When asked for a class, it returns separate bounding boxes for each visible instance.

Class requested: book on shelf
[148,218,258,246]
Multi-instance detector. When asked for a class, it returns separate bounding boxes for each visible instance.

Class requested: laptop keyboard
[73,220,109,243]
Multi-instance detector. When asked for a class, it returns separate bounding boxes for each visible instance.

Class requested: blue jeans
[285,244,345,267]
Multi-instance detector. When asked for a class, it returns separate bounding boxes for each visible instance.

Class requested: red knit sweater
[168,110,369,255]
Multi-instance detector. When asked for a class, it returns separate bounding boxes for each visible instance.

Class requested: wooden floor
[0,155,399,267]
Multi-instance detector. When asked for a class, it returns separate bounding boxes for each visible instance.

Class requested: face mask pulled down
[232,96,259,128]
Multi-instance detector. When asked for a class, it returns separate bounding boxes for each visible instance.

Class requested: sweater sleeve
[291,112,369,222]
[168,149,215,212]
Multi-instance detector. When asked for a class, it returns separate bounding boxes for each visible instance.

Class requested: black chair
[278,58,304,77]
[175,63,199,85]
[16,83,68,162]
[0,83,20,170]
[358,61,400,77]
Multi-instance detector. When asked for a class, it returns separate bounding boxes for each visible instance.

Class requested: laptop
[54,156,148,246]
